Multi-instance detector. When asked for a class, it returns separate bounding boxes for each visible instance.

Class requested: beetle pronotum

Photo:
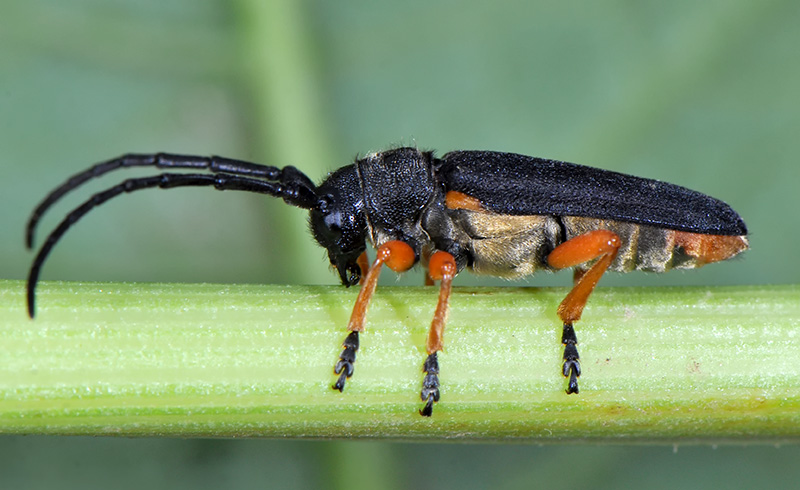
[26,148,748,416]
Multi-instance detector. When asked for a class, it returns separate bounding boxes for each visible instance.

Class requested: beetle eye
[321,210,344,239]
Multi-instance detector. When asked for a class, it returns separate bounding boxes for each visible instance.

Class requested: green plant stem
[0,280,798,442]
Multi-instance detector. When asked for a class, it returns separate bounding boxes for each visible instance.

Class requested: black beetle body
[26,147,748,416]
[313,147,746,283]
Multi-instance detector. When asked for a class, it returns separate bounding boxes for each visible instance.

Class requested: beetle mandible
[25,147,749,416]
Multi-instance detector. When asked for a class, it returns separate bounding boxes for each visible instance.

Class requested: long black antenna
[26,153,307,249]
[26,155,320,318]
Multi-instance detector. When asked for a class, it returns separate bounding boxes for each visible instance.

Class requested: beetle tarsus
[420,394,437,417]
[561,322,580,394]
[419,352,440,416]
[332,331,359,392]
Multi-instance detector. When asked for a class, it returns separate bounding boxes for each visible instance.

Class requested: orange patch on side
[445,191,485,212]
[673,232,749,265]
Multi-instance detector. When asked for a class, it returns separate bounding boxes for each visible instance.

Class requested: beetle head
[309,166,367,287]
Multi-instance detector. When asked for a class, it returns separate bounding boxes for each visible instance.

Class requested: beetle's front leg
[547,230,620,394]
[332,241,415,392]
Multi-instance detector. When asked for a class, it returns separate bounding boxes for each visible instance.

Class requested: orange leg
[419,251,457,417]
[333,240,415,392]
[547,230,620,394]
[356,251,369,285]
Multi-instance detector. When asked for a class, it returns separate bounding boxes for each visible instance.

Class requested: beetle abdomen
[560,217,748,273]
[449,210,561,278]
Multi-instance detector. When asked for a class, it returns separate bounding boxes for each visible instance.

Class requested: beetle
[25,147,748,416]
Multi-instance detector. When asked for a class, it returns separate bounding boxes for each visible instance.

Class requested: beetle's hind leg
[547,230,620,394]
[419,251,457,416]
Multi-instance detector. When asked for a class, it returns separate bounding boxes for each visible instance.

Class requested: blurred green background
[1,0,799,488]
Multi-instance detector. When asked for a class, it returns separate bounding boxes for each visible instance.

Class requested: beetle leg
[333,240,415,392]
[547,230,620,394]
[419,251,457,416]
[356,251,369,285]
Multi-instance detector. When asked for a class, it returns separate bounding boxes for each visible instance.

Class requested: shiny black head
[309,165,367,286]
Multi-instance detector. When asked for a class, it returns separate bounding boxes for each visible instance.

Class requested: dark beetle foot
[420,393,437,417]
[419,352,440,416]
[332,331,359,392]
[562,323,580,394]
[563,359,580,394]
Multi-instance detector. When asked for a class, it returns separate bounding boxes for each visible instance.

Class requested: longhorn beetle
[26,147,748,416]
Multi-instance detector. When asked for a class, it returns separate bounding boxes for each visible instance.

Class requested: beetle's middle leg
[333,241,415,392]
[547,230,620,394]
[419,251,457,416]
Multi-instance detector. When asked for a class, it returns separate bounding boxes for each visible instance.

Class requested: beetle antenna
[26,153,316,249]
[26,171,318,318]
